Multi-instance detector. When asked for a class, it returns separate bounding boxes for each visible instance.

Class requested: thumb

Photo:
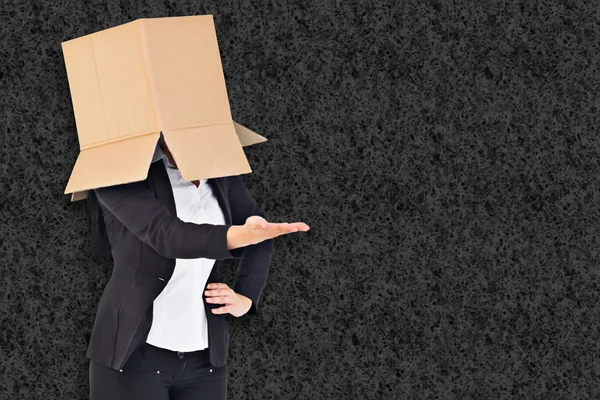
[246,215,268,229]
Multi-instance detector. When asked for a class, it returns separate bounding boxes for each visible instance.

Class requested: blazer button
[177,352,184,359]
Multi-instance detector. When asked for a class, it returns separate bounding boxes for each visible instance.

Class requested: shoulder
[213,174,242,188]
[206,175,233,195]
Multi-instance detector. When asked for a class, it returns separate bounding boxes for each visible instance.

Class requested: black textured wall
[2,0,600,399]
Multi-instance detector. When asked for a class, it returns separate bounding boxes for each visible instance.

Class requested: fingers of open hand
[204,283,234,304]
[204,283,249,316]
[247,220,310,242]
[256,223,294,240]
[205,295,229,304]
[272,222,310,236]
[211,305,232,314]
[205,288,231,296]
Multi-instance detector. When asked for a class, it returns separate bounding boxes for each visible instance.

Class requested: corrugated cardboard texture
[139,17,232,129]
[62,21,159,147]
[62,15,265,200]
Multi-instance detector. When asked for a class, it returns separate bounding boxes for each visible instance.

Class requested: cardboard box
[61,15,267,201]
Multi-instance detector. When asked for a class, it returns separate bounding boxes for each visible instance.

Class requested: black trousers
[89,343,228,399]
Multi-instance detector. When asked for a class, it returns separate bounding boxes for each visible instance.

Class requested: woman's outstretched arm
[94,180,240,260]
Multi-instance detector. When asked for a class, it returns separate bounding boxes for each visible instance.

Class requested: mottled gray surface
[2,0,600,399]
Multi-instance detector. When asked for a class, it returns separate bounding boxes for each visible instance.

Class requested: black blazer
[87,158,274,370]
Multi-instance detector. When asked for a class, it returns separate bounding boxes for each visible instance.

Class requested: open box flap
[233,121,268,147]
[65,132,161,201]
[162,123,252,182]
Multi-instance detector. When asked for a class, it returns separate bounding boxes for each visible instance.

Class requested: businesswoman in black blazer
[86,134,309,400]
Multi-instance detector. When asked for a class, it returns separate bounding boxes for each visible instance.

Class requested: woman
[87,133,309,399]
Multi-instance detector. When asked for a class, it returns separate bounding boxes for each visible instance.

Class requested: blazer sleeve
[227,175,275,314]
[93,180,240,260]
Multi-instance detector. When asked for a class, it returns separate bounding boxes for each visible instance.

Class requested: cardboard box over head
[61,15,267,202]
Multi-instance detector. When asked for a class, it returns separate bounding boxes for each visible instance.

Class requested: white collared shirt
[145,143,225,351]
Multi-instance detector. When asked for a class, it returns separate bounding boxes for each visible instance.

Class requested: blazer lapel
[208,178,232,225]
[148,160,177,217]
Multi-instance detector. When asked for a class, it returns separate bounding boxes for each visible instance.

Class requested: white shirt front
[145,143,225,352]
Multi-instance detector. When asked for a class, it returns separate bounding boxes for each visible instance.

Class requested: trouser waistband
[141,342,209,361]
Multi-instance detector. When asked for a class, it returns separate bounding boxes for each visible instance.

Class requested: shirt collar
[151,142,175,168]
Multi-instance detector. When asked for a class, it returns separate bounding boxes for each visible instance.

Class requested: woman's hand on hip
[205,283,253,317]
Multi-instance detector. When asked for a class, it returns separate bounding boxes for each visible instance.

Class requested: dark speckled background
[2,0,600,399]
